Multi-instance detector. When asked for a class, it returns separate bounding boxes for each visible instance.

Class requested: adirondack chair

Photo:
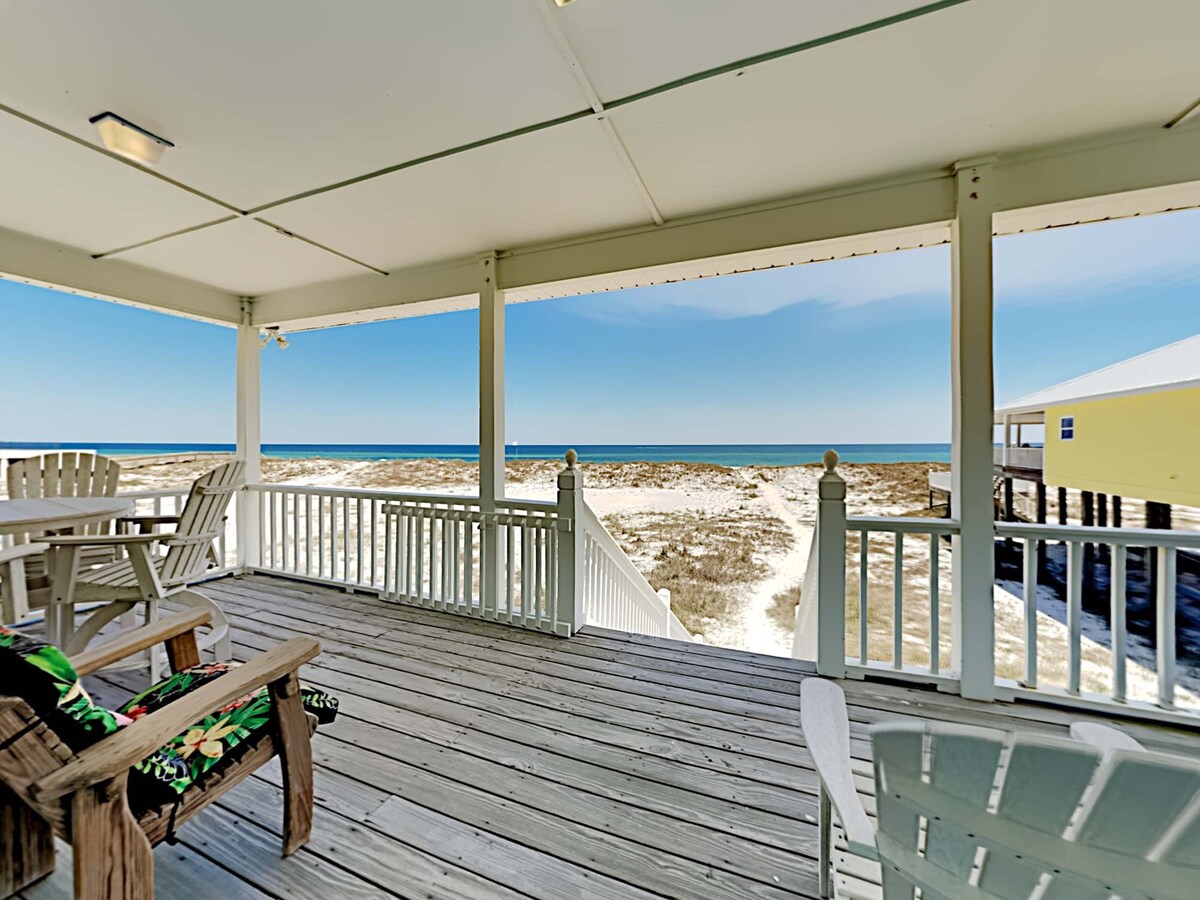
[800,679,1200,899]
[5,453,123,573]
[0,608,328,900]
[30,461,244,674]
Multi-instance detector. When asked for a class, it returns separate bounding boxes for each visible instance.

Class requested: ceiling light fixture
[554,0,575,6]
[259,326,289,349]
[88,111,174,165]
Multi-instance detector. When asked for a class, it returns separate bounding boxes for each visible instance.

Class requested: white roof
[997,333,1200,415]
[1,1,1200,328]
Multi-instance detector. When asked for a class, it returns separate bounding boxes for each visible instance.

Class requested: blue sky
[2,209,1198,445]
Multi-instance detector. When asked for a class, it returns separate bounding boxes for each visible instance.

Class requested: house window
[1060,416,1075,441]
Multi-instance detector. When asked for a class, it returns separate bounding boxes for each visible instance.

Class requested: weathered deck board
[34,572,1200,899]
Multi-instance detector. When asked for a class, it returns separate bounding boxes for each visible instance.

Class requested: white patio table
[0,496,133,646]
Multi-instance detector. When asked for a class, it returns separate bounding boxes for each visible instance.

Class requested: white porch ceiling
[0,0,1198,322]
[266,117,653,273]
[608,0,1200,218]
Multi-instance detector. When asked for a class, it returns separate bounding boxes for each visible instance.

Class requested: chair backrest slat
[1078,756,1200,860]
[925,727,1003,883]
[978,737,1100,899]
[872,722,1200,900]
[160,460,243,586]
[6,453,122,541]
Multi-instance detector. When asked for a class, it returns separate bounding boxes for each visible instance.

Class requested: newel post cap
[558,449,582,491]
[818,448,846,499]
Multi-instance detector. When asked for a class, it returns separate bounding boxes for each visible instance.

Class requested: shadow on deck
[27,573,1200,899]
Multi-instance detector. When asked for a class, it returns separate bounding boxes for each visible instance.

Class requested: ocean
[0,442,951,466]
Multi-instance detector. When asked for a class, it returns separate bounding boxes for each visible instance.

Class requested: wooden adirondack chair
[5,453,123,573]
[801,679,1200,899]
[0,609,321,900]
[35,461,244,673]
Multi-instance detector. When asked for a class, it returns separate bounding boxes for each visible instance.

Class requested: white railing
[844,515,959,681]
[380,496,564,634]
[993,446,1043,469]
[579,502,689,640]
[248,454,692,642]
[794,451,961,684]
[996,521,1200,713]
[796,449,1198,723]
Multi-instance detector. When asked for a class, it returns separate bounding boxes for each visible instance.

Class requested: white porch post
[479,254,505,609]
[950,158,997,700]
[1002,414,1012,467]
[235,302,262,569]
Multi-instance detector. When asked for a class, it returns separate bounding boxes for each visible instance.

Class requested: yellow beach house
[996,333,1200,514]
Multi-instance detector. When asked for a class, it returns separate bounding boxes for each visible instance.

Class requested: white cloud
[575,208,1200,321]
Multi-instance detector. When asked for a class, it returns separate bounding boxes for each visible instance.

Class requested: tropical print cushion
[117,661,337,806]
[0,625,129,750]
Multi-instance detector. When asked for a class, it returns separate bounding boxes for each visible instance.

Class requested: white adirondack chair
[34,460,243,674]
[801,679,1200,899]
[5,452,122,572]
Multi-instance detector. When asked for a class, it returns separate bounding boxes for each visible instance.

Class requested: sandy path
[737,470,812,656]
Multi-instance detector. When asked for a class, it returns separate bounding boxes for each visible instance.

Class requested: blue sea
[0,442,951,466]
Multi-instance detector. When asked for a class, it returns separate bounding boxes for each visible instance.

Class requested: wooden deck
[24,573,1200,899]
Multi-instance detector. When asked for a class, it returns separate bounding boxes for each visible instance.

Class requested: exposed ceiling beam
[0,224,242,325]
[250,256,478,330]
[250,121,1200,329]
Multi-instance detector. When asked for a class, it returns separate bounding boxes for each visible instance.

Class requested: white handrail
[578,501,690,640]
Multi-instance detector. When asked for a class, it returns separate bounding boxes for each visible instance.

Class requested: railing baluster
[1022,537,1037,688]
[535,525,544,626]
[858,535,869,665]
[1066,541,1082,695]
[892,531,903,669]
[257,488,265,571]
[464,518,474,613]
[506,522,516,623]
[304,494,312,576]
[521,523,532,625]
[317,496,325,578]
[1111,543,1126,703]
[292,490,300,572]
[928,532,939,675]
[1158,546,1177,709]
[269,490,278,570]
[430,511,441,608]
[342,495,350,582]
[280,491,289,571]
[383,502,393,595]
[357,498,364,585]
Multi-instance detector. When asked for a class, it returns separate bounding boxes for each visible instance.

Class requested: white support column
[235,302,262,569]
[479,253,505,610]
[1002,414,1012,467]
[950,158,997,700]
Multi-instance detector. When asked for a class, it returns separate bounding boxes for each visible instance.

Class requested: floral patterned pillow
[0,626,129,750]
[118,661,337,806]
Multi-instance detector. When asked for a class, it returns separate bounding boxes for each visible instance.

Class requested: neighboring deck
[30,573,1200,899]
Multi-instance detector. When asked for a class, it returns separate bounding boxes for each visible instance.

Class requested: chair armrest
[119,515,181,526]
[40,532,166,547]
[1069,721,1146,755]
[68,609,213,676]
[31,637,320,801]
[800,679,878,858]
[0,542,49,564]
